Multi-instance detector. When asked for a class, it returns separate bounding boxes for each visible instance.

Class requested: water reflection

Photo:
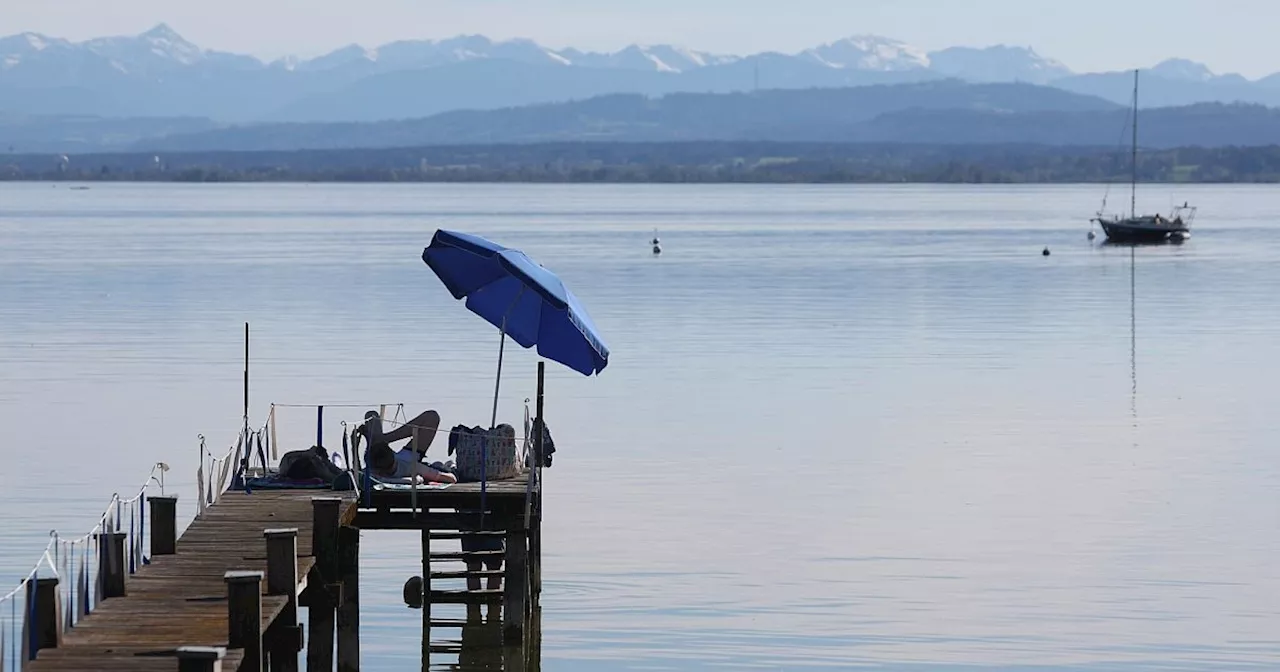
[404,575,542,671]
[1130,245,1138,429]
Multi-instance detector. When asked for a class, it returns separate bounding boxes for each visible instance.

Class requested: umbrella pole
[491,321,507,430]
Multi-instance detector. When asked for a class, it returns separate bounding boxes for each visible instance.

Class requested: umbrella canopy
[422,229,610,376]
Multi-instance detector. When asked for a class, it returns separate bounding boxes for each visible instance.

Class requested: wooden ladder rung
[429,589,503,604]
[430,531,505,540]
[429,550,504,561]
[430,569,504,580]
[427,618,502,628]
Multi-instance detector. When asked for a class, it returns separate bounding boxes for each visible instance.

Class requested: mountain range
[5,24,1280,125]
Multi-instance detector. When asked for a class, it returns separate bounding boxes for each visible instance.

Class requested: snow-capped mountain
[928,45,1072,84]
[1,24,1276,123]
[1149,58,1216,82]
[802,36,930,71]
[559,45,738,73]
[1,23,259,78]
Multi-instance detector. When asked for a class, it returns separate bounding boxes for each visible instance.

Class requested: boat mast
[1131,69,1139,219]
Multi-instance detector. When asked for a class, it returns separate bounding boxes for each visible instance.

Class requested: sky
[2,0,1277,77]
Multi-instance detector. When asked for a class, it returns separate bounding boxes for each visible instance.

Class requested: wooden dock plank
[30,490,355,672]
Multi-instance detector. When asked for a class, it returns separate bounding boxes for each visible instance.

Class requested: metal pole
[243,323,249,434]
[243,323,250,481]
[491,320,507,430]
[1131,69,1139,219]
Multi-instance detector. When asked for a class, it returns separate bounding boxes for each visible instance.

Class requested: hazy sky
[3,0,1276,77]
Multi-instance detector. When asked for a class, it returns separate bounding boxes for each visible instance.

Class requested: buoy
[1087,231,1097,241]
[403,576,424,608]
[1042,247,1051,256]
[652,244,662,255]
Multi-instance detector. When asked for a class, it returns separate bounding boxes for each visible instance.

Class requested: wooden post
[98,532,128,598]
[502,525,528,644]
[532,361,545,605]
[177,646,226,672]
[225,570,263,672]
[531,493,542,607]
[148,495,178,556]
[264,528,300,672]
[33,577,62,653]
[336,526,360,672]
[428,526,437,670]
[308,497,341,672]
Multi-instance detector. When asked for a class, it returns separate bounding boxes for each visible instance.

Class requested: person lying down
[360,409,458,485]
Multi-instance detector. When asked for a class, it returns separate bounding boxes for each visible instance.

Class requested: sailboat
[1092,70,1195,243]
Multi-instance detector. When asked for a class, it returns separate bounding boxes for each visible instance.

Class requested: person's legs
[382,410,441,451]
[466,558,484,621]
[404,459,457,484]
[486,556,502,591]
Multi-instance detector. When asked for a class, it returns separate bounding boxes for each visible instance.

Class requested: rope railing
[0,463,164,669]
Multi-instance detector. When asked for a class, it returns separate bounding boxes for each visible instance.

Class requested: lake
[1,183,1278,670]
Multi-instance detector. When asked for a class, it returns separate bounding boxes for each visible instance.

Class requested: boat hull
[1097,217,1189,243]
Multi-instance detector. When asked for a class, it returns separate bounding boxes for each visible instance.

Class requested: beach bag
[451,424,523,482]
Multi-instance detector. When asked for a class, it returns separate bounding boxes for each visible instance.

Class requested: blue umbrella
[422,229,609,427]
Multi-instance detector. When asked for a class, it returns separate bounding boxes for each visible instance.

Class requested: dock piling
[421,527,431,670]
[225,570,263,672]
[177,646,226,672]
[149,495,179,556]
[502,525,528,644]
[336,526,360,672]
[33,577,62,653]
[264,528,301,672]
[308,497,342,672]
[98,531,128,598]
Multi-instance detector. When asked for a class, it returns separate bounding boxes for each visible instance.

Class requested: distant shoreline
[4,141,1280,184]
[2,177,1275,185]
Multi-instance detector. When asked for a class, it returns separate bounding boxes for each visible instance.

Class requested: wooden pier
[25,476,543,671]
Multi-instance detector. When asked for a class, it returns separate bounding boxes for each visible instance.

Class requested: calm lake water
[1,183,1278,670]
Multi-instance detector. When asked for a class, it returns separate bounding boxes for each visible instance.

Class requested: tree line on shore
[5,142,1280,183]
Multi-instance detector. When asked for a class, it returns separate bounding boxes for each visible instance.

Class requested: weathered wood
[502,529,528,644]
[98,532,128,598]
[307,603,335,672]
[30,491,355,672]
[308,497,341,672]
[532,361,546,609]
[359,478,529,514]
[421,528,430,672]
[352,510,522,531]
[336,526,360,672]
[225,570,263,672]
[427,531,504,540]
[530,493,542,607]
[264,528,300,672]
[430,570,504,580]
[311,498,342,583]
[176,645,225,672]
[429,589,503,604]
[148,495,179,556]
[427,550,504,562]
[34,577,62,652]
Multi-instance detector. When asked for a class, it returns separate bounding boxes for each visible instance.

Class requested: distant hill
[5,25,1280,123]
[0,113,215,154]
[138,82,1121,152]
[130,89,1280,154]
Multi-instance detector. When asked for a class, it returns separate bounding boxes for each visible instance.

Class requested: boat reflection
[1100,236,1187,248]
